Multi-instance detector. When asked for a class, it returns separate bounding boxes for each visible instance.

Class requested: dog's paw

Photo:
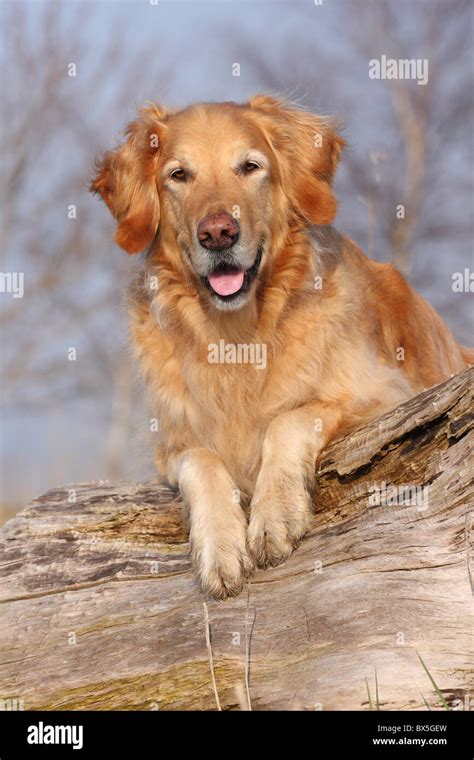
[191,518,254,600]
[248,482,313,569]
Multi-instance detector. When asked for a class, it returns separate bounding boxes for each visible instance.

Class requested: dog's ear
[248,95,345,225]
[90,105,167,254]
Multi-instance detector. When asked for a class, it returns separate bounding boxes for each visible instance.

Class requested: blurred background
[1,0,473,522]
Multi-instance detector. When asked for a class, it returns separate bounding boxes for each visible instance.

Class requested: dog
[91,95,473,599]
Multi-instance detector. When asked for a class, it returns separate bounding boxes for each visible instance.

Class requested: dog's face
[158,105,275,310]
[91,96,344,311]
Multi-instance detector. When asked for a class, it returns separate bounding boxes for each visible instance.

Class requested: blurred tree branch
[0,1,174,484]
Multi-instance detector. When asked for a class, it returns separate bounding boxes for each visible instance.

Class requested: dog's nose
[197,212,239,250]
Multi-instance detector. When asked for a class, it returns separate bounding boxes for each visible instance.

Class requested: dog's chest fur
[128,246,414,491]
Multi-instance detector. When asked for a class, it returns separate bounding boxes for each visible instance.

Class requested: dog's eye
[243,160,260,174]
[170,168,186,181]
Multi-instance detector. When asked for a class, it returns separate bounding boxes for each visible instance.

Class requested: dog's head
[91,96,344,311]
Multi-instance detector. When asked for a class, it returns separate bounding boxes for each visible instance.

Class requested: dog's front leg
[248,404,343,568]
[175,448,254,599]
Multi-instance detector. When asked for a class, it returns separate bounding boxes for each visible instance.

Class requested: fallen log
[0,367,472,711]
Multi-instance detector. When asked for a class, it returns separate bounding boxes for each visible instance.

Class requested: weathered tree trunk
[0,368,472,711]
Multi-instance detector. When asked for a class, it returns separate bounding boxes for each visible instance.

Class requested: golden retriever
[91,95,473,599]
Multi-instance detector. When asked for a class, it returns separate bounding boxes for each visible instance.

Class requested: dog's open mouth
[203,245,263,301]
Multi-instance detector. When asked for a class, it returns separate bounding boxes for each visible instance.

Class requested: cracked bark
[0,367,472,711]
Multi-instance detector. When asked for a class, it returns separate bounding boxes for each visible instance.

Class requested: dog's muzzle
[202,243,263,302]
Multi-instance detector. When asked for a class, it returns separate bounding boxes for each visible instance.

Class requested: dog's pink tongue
[208,269,244,296]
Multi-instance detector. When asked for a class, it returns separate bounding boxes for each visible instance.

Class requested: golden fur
[91,96,472,598]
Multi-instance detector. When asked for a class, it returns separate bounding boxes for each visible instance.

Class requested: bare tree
[0,1,174,494]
